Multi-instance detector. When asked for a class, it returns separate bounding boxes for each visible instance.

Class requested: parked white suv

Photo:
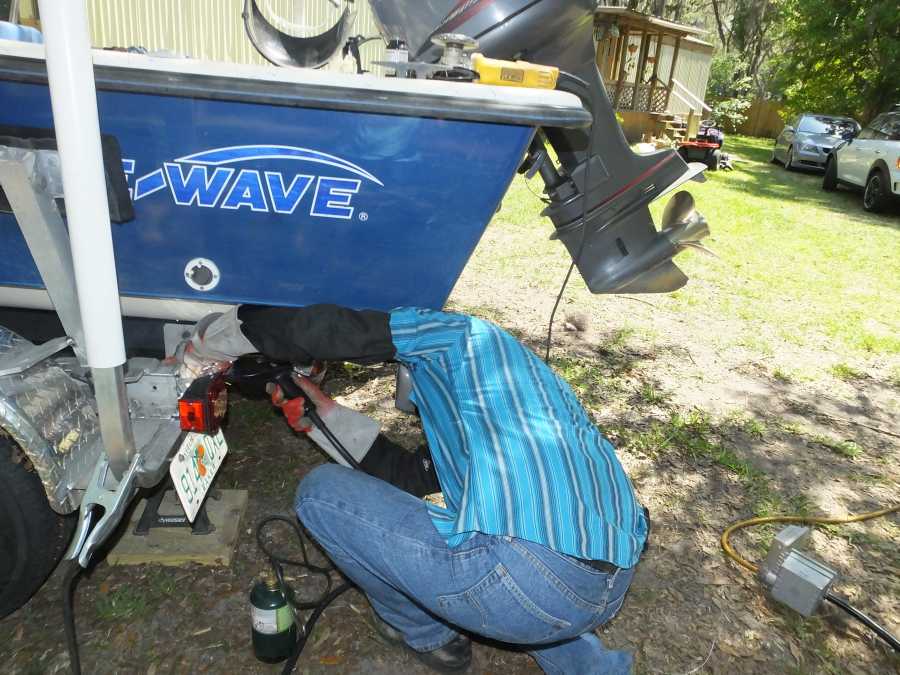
[823,110,900,212]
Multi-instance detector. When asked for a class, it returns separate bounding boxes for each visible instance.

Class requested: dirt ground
[2,165,899,674]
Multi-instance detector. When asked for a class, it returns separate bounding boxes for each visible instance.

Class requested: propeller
[660,191,715,257]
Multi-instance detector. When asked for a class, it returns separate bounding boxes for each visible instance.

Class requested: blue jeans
[295,465,635,674]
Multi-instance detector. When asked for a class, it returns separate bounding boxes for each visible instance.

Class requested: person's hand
[270,382,313,433]
[179,340,234,382]
[177,308,257,382]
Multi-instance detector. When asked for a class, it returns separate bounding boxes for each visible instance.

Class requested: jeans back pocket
[437,563,572,645]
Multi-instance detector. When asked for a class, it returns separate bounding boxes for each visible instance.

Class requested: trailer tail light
[179,373,228,433]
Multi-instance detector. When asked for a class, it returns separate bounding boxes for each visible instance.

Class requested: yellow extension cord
[721,505,900,573]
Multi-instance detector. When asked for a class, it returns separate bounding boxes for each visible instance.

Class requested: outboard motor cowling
[370,0,710,294]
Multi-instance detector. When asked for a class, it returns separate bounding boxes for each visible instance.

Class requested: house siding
[66,2,714,111]
[656,37,713,116]
[599,32,713,115]
[85,0,386,72]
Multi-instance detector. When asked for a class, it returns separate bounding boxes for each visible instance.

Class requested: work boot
[371,609,472,673]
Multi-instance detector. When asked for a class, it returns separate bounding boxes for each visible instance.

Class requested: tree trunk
[710,0,729,47]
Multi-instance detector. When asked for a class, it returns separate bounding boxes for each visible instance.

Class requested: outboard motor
[371,0,710,294]
[368,0,455,57]
[252,0,711,293]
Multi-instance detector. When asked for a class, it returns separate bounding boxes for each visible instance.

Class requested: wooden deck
[605,78,671,113]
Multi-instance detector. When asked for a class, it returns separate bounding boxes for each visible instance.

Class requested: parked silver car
[772,113,860,170]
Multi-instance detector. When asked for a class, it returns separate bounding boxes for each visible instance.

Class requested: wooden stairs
[650,112,688,143]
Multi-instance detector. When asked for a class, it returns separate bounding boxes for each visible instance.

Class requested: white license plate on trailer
[170,430,228,522]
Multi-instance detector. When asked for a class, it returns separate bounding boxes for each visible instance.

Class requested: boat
[1,0,710,325]
[0,1,710,623]
[0,38,588,321]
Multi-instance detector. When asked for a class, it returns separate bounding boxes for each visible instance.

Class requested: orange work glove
[270,384,313,433]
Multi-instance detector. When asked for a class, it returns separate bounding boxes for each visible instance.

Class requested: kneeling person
[192,304,648,674]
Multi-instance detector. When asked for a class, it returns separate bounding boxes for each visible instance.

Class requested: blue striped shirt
[390,308,648,569]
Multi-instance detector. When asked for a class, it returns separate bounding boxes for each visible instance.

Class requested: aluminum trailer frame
[0,1,183,570]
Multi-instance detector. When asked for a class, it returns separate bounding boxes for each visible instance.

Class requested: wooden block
[106,489,248,567]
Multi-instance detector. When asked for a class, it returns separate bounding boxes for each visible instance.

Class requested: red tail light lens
[179,373,228,433]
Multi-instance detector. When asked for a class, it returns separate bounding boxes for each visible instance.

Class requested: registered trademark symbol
[358,212,369,221]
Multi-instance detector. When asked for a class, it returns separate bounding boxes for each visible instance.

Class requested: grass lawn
[663,136,900,359]
[472,135,900,376]
[4,136,896,675]
[449,134,900,673]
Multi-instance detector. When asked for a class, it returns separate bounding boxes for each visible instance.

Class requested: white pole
[38,0,135,475]
[37,0,126,369]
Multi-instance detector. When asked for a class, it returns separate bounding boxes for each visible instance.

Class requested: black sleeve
[360,435,441,498]
[237,304,396,365]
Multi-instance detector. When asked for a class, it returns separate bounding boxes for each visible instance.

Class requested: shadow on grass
[726,136,900,229]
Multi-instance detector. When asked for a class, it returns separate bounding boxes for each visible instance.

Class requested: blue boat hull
[0,78,533,312]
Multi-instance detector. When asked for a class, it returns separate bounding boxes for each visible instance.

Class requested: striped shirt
[390,307,648,569]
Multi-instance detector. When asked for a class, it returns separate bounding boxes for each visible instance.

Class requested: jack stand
[133,477,219,536]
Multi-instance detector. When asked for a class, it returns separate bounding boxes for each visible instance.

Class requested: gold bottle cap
[260,569,279,591]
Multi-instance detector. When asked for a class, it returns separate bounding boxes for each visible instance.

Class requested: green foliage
[707,52,754,132]
[828,362,864,381]
[94,569,178,621]
[771,367,793,383]
[775,0,900,123]
[95,586,150,621]
[637,381,668,405]
[712,97,753,132]
[707,52,752,101]
[812,435,864,459]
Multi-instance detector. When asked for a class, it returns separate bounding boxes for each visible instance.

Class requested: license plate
[170,430,228,522]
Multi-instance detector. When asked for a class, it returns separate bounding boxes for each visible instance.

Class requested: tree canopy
[774,0,900,123]
[606,0,900,124]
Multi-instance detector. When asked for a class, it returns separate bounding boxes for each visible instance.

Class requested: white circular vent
[184,258,221,292]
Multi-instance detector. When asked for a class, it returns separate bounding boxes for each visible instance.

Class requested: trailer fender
[0,326,101,514]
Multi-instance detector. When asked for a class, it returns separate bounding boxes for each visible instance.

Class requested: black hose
[545,115,594,363]
[62,560,85,675]
[281,582,352,675]
[825,592,900,652]
[255,515,353,674]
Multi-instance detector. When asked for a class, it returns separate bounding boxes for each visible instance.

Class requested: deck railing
[604,77,670,113]
[671,78,712,115]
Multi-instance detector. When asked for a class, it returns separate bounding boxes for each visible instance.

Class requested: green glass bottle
[250,570,297,663]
